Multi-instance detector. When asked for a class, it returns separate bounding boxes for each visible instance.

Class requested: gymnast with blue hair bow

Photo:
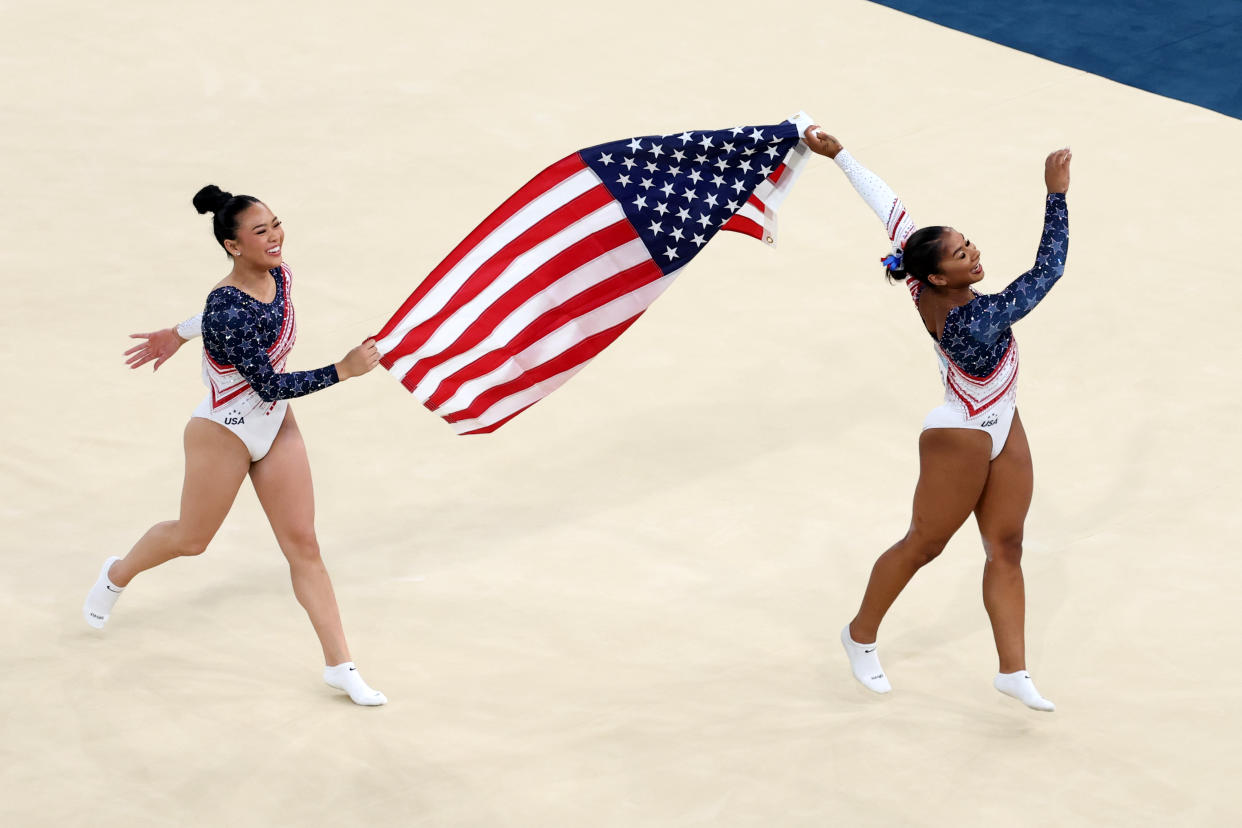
[804,125,1071,712]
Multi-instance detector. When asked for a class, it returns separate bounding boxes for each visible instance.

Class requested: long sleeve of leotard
[947,193,1069,345]
[832,149,919,254]
[176,313,202,340]
[203,306,339,402]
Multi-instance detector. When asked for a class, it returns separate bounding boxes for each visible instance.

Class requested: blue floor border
[867,0,1242,120]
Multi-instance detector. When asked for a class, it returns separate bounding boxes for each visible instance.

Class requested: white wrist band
[175,314,202,340]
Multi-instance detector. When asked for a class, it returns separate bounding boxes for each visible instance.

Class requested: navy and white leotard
[178,263,338,461]
[832,149,1069,458]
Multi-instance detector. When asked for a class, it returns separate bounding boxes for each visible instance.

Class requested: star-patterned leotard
[200,265,338,404]
[935,194,1069,377]
[831,149,1070,459]
[181,263,339,461]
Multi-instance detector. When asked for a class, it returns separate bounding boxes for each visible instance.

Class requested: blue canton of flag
[582,119,805,274]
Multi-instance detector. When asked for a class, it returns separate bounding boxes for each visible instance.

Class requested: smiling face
[223,202,284,269]
[927,228,983,288]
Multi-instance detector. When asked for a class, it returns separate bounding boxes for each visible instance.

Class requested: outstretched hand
[337,338,382,381]
[803,125,843,158]
[1045,148,1072,193]
[124,328,185,371]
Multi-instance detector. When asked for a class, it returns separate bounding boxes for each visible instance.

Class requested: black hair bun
[192,184,233,215]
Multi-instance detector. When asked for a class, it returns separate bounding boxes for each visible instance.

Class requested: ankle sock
[840,625,892,694]
[324,662,387,706]
[994,670,1055,712]
[83,556,124,629]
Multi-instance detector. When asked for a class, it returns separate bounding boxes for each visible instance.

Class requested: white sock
[83,556,125,629]
[840,625,892,693]
[994,670,1055,712]
[324,662,387,706]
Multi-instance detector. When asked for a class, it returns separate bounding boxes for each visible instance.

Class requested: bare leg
[110,419,251,587]
[247,410,349,666]
[249,411,384,705]
[973,411,1034,674]
[973,413,1052,711]
[848,428,992,644]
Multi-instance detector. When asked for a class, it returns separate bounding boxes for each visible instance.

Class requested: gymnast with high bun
[84,185,388,706]
[803,125,1071,711]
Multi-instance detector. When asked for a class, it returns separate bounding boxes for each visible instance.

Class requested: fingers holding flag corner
[337,337,381,381]
[803,124,843,159]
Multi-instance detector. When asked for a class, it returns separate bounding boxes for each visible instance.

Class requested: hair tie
[881,251,904,271]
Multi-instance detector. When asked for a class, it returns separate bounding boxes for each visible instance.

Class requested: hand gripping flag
[375,112,815,434]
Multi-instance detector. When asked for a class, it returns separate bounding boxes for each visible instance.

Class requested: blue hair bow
[880,251,904,271]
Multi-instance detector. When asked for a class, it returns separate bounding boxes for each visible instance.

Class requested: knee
[983,536,1024,566]
[159,520,211,557]
[281,530,321,567]
[174,535,210,558]
[902,530,951,567]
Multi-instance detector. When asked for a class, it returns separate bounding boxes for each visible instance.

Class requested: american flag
[375,113,813,434]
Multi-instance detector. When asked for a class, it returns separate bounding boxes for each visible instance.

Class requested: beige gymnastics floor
[2,1,1239,825]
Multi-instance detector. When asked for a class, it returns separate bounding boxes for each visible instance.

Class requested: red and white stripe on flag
[374,116,813,434]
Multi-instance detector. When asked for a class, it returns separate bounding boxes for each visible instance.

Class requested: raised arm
[124,313,202,371]
[804,126,917,255]
[949,150,1072,344]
